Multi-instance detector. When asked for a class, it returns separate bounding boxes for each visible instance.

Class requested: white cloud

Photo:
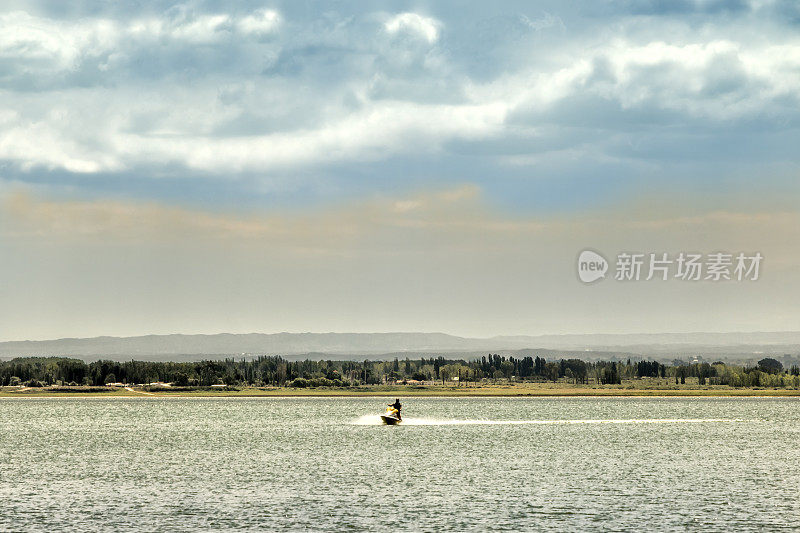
[1,6,800,184]
[594,39,800,118]
[111,100,507,172]
[0,8,281,71]
[470,36,800,125]
[237,9,280,36]
[3,31,800,174]
[166,14,232,43]
[0,11,117,68]
[0,80,507,173]
[384,12,441,43]
[0,107,112,173]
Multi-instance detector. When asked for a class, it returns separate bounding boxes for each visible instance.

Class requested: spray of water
[351,415,736,426]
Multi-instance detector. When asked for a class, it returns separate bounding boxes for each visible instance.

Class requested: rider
[388,398,402,420]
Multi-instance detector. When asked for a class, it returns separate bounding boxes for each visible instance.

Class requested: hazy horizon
[6,328,800,344]
[3,330,800,364]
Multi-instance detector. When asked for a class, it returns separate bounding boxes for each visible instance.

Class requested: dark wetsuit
[388,400,402,420]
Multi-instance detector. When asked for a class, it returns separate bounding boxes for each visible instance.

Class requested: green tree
[758,358,783,374]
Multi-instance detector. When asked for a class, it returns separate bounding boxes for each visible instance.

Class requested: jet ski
[380,406,401,425]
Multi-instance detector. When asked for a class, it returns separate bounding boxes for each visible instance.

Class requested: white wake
[351,415,735,426]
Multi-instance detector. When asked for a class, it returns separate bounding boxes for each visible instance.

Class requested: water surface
[1,397,798,531]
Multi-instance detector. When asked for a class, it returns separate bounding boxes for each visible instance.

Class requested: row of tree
[0,354,796,388]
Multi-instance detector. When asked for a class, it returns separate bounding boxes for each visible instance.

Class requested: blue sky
[1,1,799,339]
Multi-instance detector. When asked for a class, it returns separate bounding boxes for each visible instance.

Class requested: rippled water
[2,397,799,531]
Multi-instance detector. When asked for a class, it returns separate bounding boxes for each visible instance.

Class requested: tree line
[0,354,797,388]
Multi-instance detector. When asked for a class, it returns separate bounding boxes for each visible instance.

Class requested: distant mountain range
[0,331,799,363]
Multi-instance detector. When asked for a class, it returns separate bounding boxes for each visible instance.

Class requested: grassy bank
[3,383,800,397]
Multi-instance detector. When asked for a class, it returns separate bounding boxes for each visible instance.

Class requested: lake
[1,397,799,531]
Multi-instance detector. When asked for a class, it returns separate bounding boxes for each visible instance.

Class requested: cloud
[489,38,800,125]
[0,7,281,74]
[384,12,441,43]
[161,14,233,43]
[237,9,280,37]
[0,80,508,173]
[0,2,799,215]
[0,11,117,71]
[116,100,508,172]
[4,31,796,177]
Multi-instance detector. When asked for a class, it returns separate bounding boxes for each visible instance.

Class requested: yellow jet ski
[380,406,401,425]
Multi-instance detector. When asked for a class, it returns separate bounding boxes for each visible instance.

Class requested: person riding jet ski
[387,398,402,421]
[381,398,403,424]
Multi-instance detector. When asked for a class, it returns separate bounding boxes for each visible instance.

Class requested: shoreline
[3,385,800,398]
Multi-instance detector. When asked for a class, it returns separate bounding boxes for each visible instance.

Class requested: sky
[1,0,799,341]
